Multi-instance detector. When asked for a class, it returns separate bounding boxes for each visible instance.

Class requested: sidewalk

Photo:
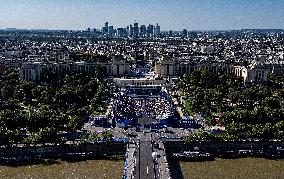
[125,143,137,179]
[156,141,171,179]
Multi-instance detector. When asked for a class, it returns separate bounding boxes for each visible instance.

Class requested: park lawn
[180,157,284,179]
[0,159,124,179]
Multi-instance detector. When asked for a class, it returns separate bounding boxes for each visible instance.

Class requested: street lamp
[138,138,141,179]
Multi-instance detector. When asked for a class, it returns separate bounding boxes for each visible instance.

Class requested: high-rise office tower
[147,24,154,37]
[169,30,173,37]
[93,28,97,37]
[126,26,130,36]
[129,24,133,37]
[182,29,188,38]
[103,22,109,35]
[155,23,160,37]
[108,26,114,37]
[133,22,139,39]
[117,28,124,37]
[140,25,147,37]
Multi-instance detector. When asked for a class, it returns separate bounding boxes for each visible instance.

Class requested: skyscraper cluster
[93,22,161,39]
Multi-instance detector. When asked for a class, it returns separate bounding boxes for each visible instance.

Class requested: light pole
[138,138,141,179]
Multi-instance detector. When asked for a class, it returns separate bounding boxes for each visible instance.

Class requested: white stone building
[19,62,44,81]
[19,57,131,81]
[235,61,283,83]
[155,56,284,83]
[155,56,234,77]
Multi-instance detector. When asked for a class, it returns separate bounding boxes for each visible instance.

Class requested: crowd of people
[114,94,136,119]
[114,88,174,122]
[146,97,171,118]
[133,98,144,117]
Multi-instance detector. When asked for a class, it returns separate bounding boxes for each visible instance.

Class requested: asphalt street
[138,133,155,179]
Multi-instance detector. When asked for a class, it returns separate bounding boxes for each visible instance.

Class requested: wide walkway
[156,140,171,179]
[125,131,172,179]
[125,142,137,179]
[137,132,155,179]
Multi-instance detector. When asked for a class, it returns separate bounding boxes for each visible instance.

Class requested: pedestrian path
[156,141,171,179]
[124,142,137,179]
[124,132,172,179]
[137,133,155,179]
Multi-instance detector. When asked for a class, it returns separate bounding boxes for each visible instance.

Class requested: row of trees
[0,69,110,147]
[79,130,114,145]
[179,68,284,140]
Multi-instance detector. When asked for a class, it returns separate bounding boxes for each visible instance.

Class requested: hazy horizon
[0,0,283,31]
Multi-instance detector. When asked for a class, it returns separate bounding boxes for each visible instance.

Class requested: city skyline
[0,0,283,31]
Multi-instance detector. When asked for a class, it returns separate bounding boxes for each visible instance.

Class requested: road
[137,132,155,179]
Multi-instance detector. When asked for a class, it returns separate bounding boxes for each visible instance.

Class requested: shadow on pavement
[167,155,184,179]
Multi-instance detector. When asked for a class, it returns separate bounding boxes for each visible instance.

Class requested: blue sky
[0,0,283,30]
